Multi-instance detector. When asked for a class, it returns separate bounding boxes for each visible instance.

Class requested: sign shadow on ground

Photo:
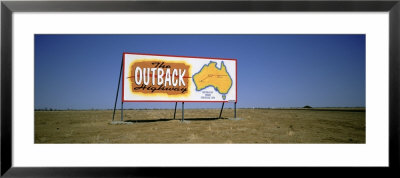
[124,117,228,123]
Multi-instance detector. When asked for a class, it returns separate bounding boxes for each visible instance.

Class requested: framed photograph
[1,0,399,177]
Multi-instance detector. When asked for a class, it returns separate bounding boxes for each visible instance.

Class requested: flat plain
[34,108,365,144]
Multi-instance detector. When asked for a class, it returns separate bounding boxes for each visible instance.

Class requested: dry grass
[34,108,365,144]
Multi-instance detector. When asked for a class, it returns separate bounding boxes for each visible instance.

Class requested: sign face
[123,53,237,102]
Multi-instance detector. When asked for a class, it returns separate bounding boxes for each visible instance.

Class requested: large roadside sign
[122,53,237,102]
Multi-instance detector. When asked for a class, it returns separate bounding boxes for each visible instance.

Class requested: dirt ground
[34,108,365,144]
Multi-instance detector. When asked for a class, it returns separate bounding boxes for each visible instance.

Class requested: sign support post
[219,102,224,119]
[121,100,124,121]
[182,102,184,122]
[173,102,178,119]
[234,102,237,118]
[112,56,123,121]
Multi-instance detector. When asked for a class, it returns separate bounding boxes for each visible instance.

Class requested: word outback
[132,62,188,94]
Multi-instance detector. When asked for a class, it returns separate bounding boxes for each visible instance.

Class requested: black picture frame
[1,0,399,177]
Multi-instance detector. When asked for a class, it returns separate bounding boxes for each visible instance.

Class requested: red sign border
[122,52,237,103]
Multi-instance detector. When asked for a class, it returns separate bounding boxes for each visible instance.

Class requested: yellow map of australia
[192,61,232,100]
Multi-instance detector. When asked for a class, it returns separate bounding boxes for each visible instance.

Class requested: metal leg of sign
[219,102,225,119]
[112,57,123,121]
[121,101,124,121]
[173,102,177,119]
[182,102,184,122]
[234,102,237,118]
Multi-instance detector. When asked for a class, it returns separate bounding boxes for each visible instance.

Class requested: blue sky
[35,34,365,109]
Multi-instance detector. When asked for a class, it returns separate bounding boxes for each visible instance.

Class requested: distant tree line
[35,108,60,111]
[34,106,364,111]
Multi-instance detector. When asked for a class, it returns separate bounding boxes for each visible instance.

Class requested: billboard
[122,53,237,102]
